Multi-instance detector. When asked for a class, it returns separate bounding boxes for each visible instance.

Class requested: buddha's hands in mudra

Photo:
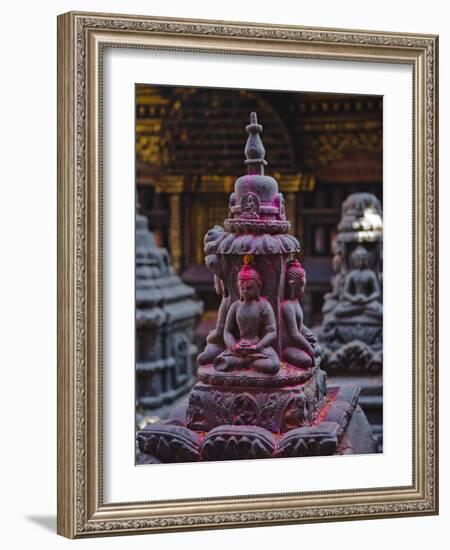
[233,339,262,354]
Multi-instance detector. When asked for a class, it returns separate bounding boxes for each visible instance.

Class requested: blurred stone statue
[334,246,382,321]
[318,192,383,374]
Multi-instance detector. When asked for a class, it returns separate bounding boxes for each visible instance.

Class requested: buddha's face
[287,276,304,299]
[247,196,255,207]
[238,277,260,301]
[353,251,368,269]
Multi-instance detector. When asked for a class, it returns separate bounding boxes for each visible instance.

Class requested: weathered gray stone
[136,206,203,420]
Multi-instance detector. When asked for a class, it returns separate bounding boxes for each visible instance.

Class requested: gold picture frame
[57,11,439,538]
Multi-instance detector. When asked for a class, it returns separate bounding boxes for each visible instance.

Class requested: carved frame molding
[57,11,438,538]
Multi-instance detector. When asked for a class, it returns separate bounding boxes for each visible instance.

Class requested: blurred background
[136,84,382,329]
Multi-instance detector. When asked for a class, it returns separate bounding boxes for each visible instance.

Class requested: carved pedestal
[137,352,376,462]
[187,364,326,433]
[136,382,373,463]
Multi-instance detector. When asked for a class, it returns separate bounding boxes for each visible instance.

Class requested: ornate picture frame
[57,11,438,538]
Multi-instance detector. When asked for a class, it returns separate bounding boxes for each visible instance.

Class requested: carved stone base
[186,364,326,433]
[136,384,377,463]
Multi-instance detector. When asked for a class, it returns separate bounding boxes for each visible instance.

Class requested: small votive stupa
[137,113,376,463]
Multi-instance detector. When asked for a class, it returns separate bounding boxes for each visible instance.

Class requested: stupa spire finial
[244,112,268,175]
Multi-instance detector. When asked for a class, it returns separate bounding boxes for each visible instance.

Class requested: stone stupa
[137,113,376,463]
[136,203,203,424]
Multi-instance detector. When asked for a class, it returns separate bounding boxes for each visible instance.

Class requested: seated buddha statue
[334,246,382,320]
[213,263,280,374]
[197,276,230,366]
[280,260,314,369]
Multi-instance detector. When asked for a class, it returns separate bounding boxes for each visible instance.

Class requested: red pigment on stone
[313,387,339,426]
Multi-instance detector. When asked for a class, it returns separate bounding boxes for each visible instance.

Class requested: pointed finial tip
[244,112,267,173]
[246,111,263,135]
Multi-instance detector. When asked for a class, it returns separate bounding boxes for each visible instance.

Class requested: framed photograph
[57,11,438,538]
